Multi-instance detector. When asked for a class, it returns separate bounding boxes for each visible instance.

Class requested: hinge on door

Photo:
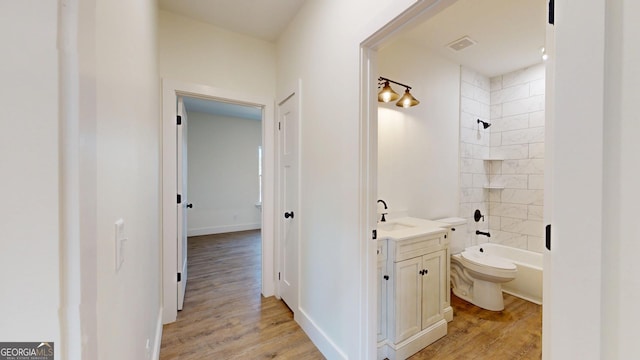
[278,122,281,131]
[278,272,281,280]
[177,115,182,125]
[177,272,182,282]
[545,224,551,250]
[372,229,377,240]
[177,194,182,204]
[548,0,554,25]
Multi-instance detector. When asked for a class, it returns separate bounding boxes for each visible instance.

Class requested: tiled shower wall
[488,64,546,252]
[458,64,545,253]
[458,67,491,250]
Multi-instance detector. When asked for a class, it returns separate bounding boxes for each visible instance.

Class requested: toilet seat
[461,251,516,271]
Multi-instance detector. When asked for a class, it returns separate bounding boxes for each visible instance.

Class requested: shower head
[477,119,491,129]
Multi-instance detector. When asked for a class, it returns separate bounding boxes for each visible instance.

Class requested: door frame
[161,79,276,323]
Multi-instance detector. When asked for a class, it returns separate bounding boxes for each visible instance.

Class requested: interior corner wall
[458,67,491,249]
[93,0,162,359]
[157,10,276,98]
[187,112,262,236]
[275,0,419,358]
[377,39,460,221]
[0,2,61,358]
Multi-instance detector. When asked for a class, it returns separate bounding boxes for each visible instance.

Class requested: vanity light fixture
[378,76,420,108]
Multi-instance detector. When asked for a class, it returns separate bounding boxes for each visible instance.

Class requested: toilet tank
[435,217,468,255]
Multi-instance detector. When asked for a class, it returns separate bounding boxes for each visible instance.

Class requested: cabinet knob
[383,275,389,280]
[424,269,428,275]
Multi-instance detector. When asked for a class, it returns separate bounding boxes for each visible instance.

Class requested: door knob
[186,203,193,208]
[284,211,295,219]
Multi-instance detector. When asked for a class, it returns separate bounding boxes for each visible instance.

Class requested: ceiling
[183,97,262,121]
[160,0,545,78]
[158,0,307,42]
[395,0,546,77]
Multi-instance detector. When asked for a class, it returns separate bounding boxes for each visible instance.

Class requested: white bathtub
[467,243,543,305]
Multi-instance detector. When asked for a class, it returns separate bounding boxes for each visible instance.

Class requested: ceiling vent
[447,36,477,51]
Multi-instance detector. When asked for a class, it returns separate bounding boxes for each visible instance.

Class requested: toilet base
[450,256,511,311]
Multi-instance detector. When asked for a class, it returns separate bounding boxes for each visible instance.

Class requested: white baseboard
[187,223,261,237]
[297,307,348,360]
[152,307,163,360]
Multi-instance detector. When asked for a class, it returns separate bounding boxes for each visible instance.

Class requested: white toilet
[436,217,517,311]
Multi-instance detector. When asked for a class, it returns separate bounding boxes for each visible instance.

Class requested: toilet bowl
[450,247,517,311]
[435,217,517,311]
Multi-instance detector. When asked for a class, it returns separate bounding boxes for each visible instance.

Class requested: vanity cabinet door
[394,256,423,343]
[421,250,445,329]
[377,259,388,342]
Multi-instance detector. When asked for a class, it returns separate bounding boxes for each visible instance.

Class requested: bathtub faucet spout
[476,230,491,237]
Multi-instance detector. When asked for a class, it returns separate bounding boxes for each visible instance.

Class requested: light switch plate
[115,218,126,271]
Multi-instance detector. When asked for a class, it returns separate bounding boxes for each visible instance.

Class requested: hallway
[159,230,323,359]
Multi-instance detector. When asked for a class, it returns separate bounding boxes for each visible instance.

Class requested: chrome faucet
[377,199,388,222]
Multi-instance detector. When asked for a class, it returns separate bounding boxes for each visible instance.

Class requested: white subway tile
[460,188,485,203]
[502,95,545,117]
[502,159,544,175]
[527,236,544,253]
[490,231,528,249]
[528,205,544,220]
[501,189,544,205]
[460,111,477,129]
[500,218,544,237]
[490,133,502,147]
[460,173,474,188]
[502,64,545,88]
[529,143,545,159]
[490,114,529,132]
[490,104,502,119]
[460,142,474,157]
[473,173,489,188]
[491,144,529,159]
[461,127,490,146]
[501,174,529,189]
[490,76,503,91]
[489,202,528,219]
[488,215,501,230]
[530,78,545,96]
[491,83,530,104]
[529,175,545,189]
[461,81,475,99]
[461,97,480,115]
[501,127,545,145]
[461,67,490,91]
[486,161,502,175]
[460,158,485,174]
[489,190,501,202]
[529,110,545,128]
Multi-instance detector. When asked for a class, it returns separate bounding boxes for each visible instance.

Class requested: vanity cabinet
[394,249,446,342]
[378,228,452,360]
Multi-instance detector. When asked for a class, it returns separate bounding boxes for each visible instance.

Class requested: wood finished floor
[159,230,541,359]
[159,230,323,360]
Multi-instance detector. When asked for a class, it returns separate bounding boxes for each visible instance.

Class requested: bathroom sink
[378,222,415,231]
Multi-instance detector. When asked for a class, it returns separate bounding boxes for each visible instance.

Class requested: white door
[177,97,189,310]
[278,92,299,311]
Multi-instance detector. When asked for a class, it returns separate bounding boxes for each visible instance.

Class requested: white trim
[162,79,276,323]
[151,308,163,360]
[187,223,261,237]
[297,308,348,360]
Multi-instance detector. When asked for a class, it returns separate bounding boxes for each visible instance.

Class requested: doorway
[360,0,551,357]
[162,79,276,324]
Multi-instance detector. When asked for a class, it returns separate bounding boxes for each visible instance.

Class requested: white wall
[488,64,546,252]
[92,0,162,359]
[187,111,262,235]
[158,10,276,98]
[377,39,460,221]
[276,0,421,357]
[602,0,640,358]
[0,2,61,358]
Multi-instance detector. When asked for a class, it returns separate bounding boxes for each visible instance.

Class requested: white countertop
[377,217,450,241]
